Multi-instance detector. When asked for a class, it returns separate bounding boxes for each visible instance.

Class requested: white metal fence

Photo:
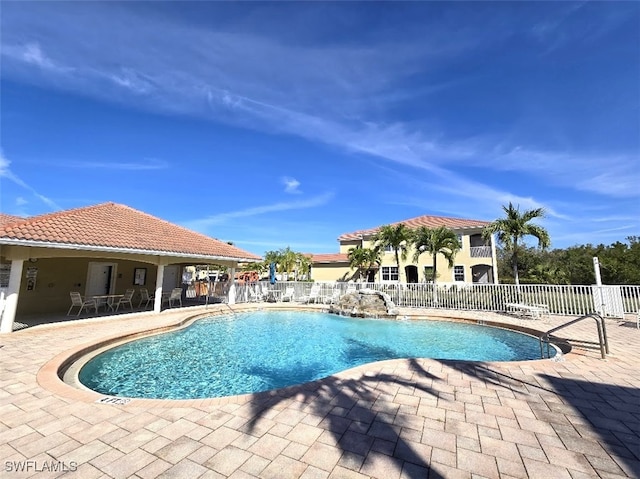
[228,281,640,317]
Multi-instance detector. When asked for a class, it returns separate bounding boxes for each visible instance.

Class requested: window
[454,266,465,282]
[0,263,10,287]
[457,234,463,249]
[381,266,398,282]
[383,244,394,253]
[423,266,435,283]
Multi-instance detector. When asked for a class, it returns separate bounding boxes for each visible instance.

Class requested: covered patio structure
[0,202,261,333]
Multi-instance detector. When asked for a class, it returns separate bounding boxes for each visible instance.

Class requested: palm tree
[348,245,368,281]
[362,246,382,282]
[240,262,267,275]
[412,226,461,282]
[372,224,412,282]
[482,202,550,285]
[412,226,461,304]
[278,247,298,279]
[294,252,311,281]
[263,250,280,266]
[348,245,382,282]
[263,248,311,281]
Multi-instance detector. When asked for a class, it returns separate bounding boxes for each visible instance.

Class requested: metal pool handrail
[539,313,609,360]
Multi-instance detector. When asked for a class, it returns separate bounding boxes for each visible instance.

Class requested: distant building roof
[309,253,349,264]
[0,202,261,262]
[0,213,24,227]
[338,214,490,241]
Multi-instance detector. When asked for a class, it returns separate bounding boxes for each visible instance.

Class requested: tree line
[241,247,312,281]
[497,236,640,285]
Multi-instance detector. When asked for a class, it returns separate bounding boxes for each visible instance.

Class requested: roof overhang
[0,239,259,263]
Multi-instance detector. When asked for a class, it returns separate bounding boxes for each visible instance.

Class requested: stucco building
[0,202,261,332]
[309,214,498,284]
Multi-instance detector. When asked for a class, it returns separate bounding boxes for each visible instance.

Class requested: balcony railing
[470,246,492,258]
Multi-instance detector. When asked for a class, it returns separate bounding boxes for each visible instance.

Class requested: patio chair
[67,292,98,316]
[323,289,341,305]
[115,289,135,311]
[138,288,155,308]
[281,287,295,302]
[249,286,264,302]
[299,284,322,304]
[165,287,183,308]
[261,285,271,299]
[505,302,549,320]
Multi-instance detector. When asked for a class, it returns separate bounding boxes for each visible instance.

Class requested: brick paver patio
[1,304,638,478]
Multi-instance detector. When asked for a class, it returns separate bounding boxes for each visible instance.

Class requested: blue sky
[1,1,638,257]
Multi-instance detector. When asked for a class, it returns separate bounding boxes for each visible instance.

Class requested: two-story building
[309,214,498,284]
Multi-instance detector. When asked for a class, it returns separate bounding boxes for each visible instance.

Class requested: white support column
[228,267,236,305]
[0,259,25,334]
[490,233,499,284]
[153,264,165,313]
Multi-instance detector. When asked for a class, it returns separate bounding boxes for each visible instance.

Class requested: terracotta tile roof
[338,214,490,241]
[310,253,349,264]
[0,213,24,228]
[0,202,261,261]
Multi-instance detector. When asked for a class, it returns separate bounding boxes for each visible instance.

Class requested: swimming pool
[78,311,552,400]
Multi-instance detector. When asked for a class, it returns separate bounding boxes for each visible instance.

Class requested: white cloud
[107,68,155,95]
[200,216,341,255]
[384,166,569,223]
[59,158,169,170]
[0,153,10,177]
[0,150,61,210]
[202,89,640,202]
[282,177,301,194]
[185,192,334,227]
[1,4,445,119]
[552,224,636,245]
[1,1,637,228]
[590,215,639,223]
[487,148,640,199]
[18,42,56,69]
[3,41,72,74]
[230,238,334,251]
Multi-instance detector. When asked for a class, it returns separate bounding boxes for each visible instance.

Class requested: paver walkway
[1,304,639,478]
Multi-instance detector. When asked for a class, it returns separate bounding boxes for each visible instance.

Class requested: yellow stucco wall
[310,263,356,282]
[338,240,361,255]
[14,257,163,315]
[0,242,245,323]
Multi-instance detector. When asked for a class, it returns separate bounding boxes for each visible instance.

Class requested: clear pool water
[79,311,550,399]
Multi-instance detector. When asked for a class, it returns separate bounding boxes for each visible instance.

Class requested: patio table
[92,294,124,312]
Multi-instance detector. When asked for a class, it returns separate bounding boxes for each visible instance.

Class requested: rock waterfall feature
[328,288,399,319]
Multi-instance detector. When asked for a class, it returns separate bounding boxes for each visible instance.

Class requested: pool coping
[38,304,564,409]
